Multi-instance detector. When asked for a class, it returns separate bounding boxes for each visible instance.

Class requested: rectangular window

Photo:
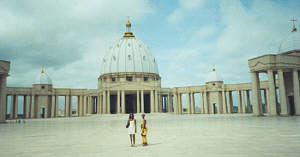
[126,76,132,81]
[112,77,116,82]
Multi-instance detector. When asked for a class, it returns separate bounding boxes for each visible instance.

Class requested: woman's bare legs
[130,135,133,146]
[133,134,136,146]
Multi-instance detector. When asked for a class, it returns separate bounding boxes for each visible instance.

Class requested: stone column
[0,76,7,122]
[241,90,246,114]
[159,95,162,112]
[97,95,101,114]
[191,93,195,114]
[167,94,172,112]
[55,95,59,117]
[117,91,121,113]
[187,93,191,114]
[237,91,242,113]
[265,89,270,114]
[69,95,72,117]
[201,92,205,114]
[121,90,125,114]
[278,69,288,115]
[13,95,18,119]
[65,96,69,117]
[203,92,208,114]
[251,72,262,116]
[83,96,87,116]
[51,95,55,118]
[174,93,178,114]
[178,93,182,114]
[150,90,154,113]
[267,69,277,116]
[24,95,30,118]
[30,95,35,118]
[293,69,300,115]
[102,91,107,114]
[222,91,227,114]
[137,90,140,113]
[155,90,158,112]
[246,90,251,113]
[227,91,233,114]
[77,96,81,117]
[107,90,110,114]
[141,90,144,113]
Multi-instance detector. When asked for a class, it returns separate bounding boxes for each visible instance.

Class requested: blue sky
[1,0,300,89]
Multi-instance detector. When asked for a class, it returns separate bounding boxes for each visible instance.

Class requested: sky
[1,0,300,89]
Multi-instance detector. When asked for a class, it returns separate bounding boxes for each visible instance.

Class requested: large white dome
[279,25,300,53]
[100,21,159,75]
[35,67,52,85]
[206,68,223,83]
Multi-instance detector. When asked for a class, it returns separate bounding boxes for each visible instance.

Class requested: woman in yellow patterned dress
[141,114,148,146]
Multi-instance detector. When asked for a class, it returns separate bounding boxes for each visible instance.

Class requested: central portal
[125,94,137,113]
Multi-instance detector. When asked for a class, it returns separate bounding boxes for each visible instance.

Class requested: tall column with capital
[237,91,242,113]
[97,95,101,114]
[83,96,87,116]
[293,69,300,115]
[251,72,262,116]
[55,95,59,117]
[222,91,227,114]
[201,92,205,114]
[246,90,251,113]
[141,90,144,113]
[102,91,107,114]
[267,70,277,115]
[0,76,7,122]
[227,91,233,114]
[203,92,209,114]
[241,90,246,114]
[137,90,140,113]
[155,90,158,112]
[278,70,288,115]
[13,95,18,119]
[117,91,121,113]
[187,93,191,114]
[191,93,195,114]
[65,96,69,117]
[121,90,125,113]
[30,95,35,118]
[77,96,81,117]
[167,94,171,112]
[107,91,110,114]
[174,93,178,114]
[178,93,182,114]
[150,90,154,113]
[51,95,55,118]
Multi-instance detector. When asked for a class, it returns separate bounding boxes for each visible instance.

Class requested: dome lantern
[123,19,135,38]
[34,66,52,85]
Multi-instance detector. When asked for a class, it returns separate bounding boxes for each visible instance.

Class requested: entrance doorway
[288,96,295,116]
[40,108,45,118]
[125,94,137,113]
[213,103,218,114]
[144,94,150,113]
[110,95,117,114]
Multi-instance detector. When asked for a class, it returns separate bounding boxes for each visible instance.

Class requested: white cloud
[167,0,207,25]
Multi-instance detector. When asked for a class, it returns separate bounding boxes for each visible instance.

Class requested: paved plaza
[1,114,300,157]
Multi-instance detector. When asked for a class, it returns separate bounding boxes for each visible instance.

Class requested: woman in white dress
[126,113,137,147]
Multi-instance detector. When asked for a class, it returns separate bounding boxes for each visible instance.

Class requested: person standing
[141,114,148,146]
[126,113,136,147]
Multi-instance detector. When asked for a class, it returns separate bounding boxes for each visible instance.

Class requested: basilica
[0,20,300,122]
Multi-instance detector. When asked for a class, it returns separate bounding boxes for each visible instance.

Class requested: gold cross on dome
[290,17,297,32]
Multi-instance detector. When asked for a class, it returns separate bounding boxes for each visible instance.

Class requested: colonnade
[173,90,252,114]
[97,89,173,114]
[251,69,300,116]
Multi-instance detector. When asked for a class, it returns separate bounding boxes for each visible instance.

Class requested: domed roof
[206,67,223,83]
[35,67,52,85]
[279,22,300,53]
[100,21,159,75]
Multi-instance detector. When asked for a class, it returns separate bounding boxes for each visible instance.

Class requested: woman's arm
[134,119,137,133]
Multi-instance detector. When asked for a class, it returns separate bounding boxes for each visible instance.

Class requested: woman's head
[129,113,134,119]
[141,114,145,119]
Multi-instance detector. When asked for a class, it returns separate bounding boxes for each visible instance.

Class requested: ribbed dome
[100,36,159,75]
[35,67,52,84]
[279,27,300,53]
[206,68,223,83]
